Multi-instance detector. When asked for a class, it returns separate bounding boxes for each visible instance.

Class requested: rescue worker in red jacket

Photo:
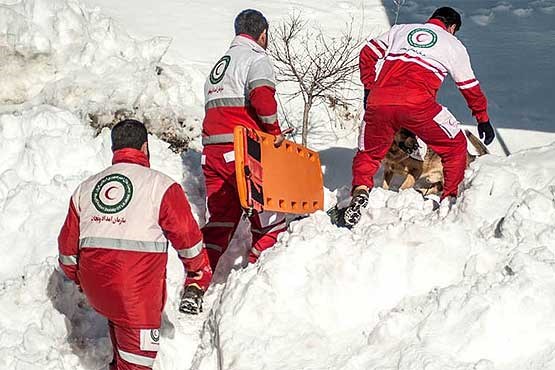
[58,119,212,370]
[201,9,292,271]
[343,7,496,227]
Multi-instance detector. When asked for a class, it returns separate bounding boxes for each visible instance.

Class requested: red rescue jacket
[202,34,281,145]
[58,148,208,327]
[360,19,489,123]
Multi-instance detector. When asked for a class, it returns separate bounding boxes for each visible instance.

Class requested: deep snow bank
[193,144,555,370]
[0,0,203,148]
[4,120,555,370]
[0,106,106,282]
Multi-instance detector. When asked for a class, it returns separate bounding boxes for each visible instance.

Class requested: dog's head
[385,128,420,166]
[394,128,419,156]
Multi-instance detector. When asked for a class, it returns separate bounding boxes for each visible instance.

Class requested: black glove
[363,89,370,108]
[478,121,495,145]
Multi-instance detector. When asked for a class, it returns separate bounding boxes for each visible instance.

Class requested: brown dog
[382,128,488,196]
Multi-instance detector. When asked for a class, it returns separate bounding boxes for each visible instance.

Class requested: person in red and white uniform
[58,119,212,370]
[343,7,496,227]
[201,9,292,271]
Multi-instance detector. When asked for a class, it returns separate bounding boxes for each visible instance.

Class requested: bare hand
[274,128,295,148]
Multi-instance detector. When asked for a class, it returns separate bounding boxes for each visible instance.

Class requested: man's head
[430,7,462,35]
[234,9,269,49]
[111,119,149,157]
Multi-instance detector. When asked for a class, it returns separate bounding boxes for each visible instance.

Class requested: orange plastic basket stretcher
[234,126,324,215]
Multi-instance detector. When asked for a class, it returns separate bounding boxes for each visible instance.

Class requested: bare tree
[269,15,361,146]
[392,0,407,25]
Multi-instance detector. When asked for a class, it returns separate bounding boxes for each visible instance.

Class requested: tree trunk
[302,100,311,146]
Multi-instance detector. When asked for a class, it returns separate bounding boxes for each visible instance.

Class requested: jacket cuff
[59,263,80,285]
[184,249,210,272]
[475,111,490,124]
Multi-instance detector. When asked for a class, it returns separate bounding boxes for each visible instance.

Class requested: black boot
[342,188,370,228]
[179,284,205,315]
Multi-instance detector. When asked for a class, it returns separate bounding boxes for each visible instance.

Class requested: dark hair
[234,9,268,39]
[430,7,462,32]
[111,119,148,151]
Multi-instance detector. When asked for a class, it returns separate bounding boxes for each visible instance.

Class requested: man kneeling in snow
[57,119,212,370]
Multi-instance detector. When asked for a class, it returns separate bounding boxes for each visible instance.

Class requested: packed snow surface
[2,0,555,369]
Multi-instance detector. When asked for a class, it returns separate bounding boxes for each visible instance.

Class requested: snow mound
[0,106,105,281]
[0,260,111,369]
[0,0,203,149]
[193,144,555,370]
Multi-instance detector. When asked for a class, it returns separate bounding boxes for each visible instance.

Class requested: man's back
[202,35,280,138]
[362,20,479,108]
[73,150,176,327]
[59,147,205,327]
[77,162,173,244]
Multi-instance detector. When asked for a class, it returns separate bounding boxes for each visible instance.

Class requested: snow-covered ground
[1,0,555,369]
[193,145,555,370]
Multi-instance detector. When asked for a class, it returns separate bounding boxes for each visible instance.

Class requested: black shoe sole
[343,194,369,228]
[179,298,202,315]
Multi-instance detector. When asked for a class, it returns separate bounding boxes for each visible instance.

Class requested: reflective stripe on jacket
[57,148,206,327]
[203,34,281,139]
[360,19,489,123]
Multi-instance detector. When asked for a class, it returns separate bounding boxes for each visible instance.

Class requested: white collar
[230,35,266,53]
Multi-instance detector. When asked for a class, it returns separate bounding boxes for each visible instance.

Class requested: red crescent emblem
[104,186,118,201]
[416,33,427,42]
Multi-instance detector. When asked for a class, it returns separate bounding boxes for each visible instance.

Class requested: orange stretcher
[234,126,324,215]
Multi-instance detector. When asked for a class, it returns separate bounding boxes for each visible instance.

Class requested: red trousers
[202,144,287,270]
[108,322,159,370]
[352,102,468,198]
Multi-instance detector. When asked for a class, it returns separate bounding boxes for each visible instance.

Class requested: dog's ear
[399,128,416,139]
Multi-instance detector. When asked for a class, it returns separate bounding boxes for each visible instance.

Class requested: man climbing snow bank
[343,6,496,227]
[201,9,292,271]
[58,119,212,370]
